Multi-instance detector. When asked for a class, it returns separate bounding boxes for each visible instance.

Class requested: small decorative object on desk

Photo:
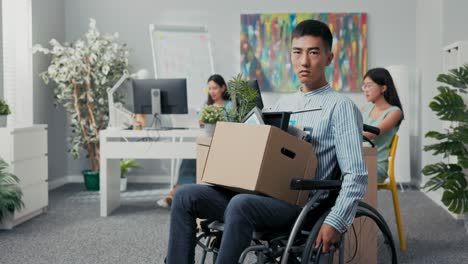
[134,114,146,130]
[200,105,225,137]
[0,99,11,127]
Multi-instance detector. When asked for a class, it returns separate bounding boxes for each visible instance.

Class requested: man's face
[291,36,333,87]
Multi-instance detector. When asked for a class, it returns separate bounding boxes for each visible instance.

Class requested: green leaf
[451,125,468,144]
[422,163,464,192]
[0,158,24,222]
[441,179,468,214]
[436,64,468,92]
[425,131,448,140]
[429,87,466,122]
[422,162,462,176]
[423,141,468,157]
[458,156,468,169]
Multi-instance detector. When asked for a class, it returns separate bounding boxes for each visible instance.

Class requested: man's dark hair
[291,19,333,51]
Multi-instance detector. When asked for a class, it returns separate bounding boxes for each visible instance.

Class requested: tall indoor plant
[34,19,130,189]
[0,158,24,223]
[422,64,468,215]
[0,99,11,127]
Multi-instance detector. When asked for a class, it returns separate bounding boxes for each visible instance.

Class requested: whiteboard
[149,24,215,111]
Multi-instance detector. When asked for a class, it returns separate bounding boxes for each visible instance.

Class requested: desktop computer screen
[132,78,188,115]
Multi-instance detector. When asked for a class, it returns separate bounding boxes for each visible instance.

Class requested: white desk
[99,128,203,216]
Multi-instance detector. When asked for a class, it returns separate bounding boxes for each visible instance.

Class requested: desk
[99,128,203,217]
[334,146,378,264]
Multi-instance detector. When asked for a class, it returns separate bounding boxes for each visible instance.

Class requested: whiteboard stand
[148,24,215,113]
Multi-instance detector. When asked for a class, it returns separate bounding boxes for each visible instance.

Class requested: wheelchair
[196,125,398,264]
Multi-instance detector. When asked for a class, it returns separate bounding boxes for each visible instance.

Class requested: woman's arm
[363,109,402,139]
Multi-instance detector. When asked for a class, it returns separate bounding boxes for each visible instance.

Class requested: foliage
[120,159,141,179]
[0,158,24,222]
[227,74,261,122]
[0,100,11,115]
[423,64,468,214]
[200,105,226,124]
[33,19,130,171]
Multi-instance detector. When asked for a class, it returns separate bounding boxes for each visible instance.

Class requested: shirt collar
[298,83,332,97]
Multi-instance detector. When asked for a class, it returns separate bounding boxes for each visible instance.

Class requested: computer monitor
[262,112,291,132]
[132,78,188,115]
[247,80,264,110]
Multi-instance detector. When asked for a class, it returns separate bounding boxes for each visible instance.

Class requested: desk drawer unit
[0,125,48,229]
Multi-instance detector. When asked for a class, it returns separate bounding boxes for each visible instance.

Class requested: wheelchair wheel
[301,206,397,264]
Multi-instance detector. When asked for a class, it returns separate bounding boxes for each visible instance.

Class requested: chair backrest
[387,134,399,178]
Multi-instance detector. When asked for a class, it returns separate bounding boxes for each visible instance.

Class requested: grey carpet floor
[0,183,467,264]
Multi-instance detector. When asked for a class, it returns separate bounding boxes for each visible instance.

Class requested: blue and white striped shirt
[274,83,368,233]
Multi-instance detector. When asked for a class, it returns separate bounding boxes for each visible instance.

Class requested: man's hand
[315,223,341,253]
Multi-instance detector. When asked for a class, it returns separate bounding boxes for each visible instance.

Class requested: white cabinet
[0,125,48,229]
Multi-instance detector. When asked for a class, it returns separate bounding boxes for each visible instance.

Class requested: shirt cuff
[323,211,349,234]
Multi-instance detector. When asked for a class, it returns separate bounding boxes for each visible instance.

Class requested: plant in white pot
[0,158,24,224]
[0,99,11,127]
[33,19,130,191]
[120,159,141,191]
[199,105,225,136]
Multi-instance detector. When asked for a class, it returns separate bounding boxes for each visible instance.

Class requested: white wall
[61,0,418,179]
[443,0,468,46]
[31,0,68,185]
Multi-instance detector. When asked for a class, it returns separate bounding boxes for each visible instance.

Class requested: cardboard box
[196,137,212,184]
[200,122,317,206]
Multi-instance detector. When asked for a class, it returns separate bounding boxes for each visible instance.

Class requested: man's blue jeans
[166,184,301,264]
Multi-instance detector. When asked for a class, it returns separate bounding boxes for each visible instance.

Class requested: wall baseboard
[48,177,69,190]
[48,175,172,190]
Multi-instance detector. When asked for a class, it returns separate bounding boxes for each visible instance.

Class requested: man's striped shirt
[274,83,368,233]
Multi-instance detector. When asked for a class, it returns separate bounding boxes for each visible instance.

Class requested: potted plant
[422,64,468,219]
[0,99,11,127]
[0,158,24,223]
[33,19,130,191]
[199,105,226,136]
[120,159,141,191]
[226,74,262,122]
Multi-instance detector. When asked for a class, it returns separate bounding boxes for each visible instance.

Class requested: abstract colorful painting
[241,13,367,92]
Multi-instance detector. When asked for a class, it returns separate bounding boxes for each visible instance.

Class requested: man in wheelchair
[166,19,370,264]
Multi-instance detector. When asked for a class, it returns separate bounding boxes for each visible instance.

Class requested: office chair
[378,134,406,251]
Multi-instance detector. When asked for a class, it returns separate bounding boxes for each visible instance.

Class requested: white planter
[0,116,6,127]
[204,123,216,137]
[120,177,127,192]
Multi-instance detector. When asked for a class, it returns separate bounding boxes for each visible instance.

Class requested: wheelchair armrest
[290,179,342,190]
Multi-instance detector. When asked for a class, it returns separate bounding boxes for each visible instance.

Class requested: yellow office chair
[377,134,407,251]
